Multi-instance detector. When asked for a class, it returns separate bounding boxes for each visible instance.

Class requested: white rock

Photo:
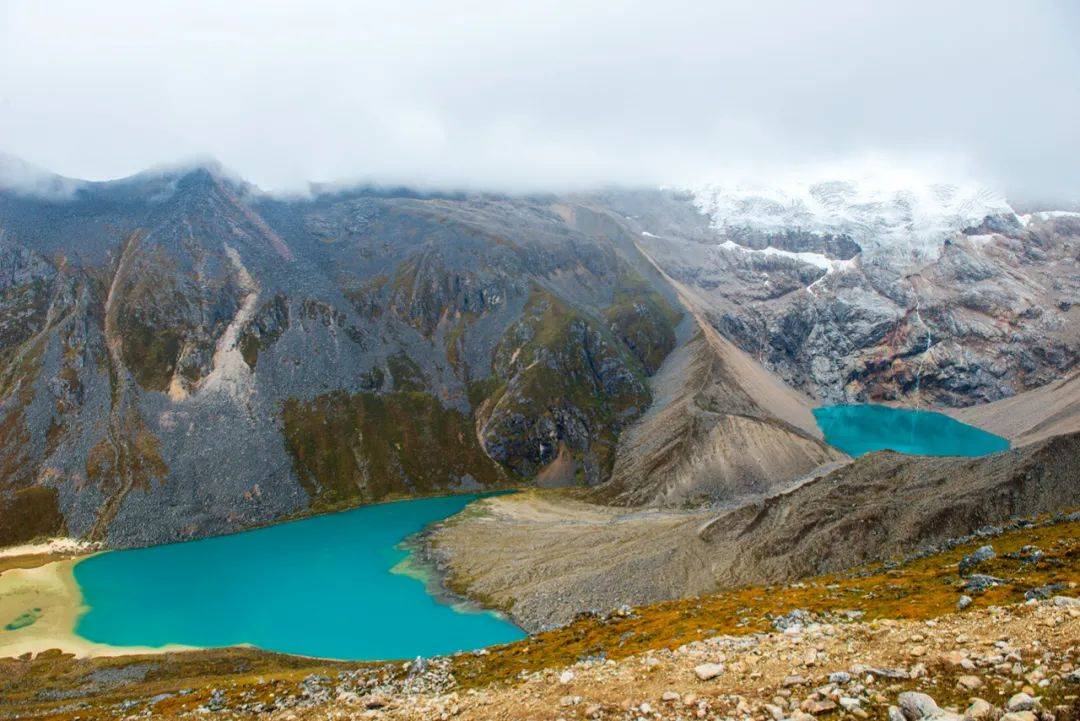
[964,699,993,720]
[558,670,574,684]
[1053,596,1080,607]
[957,675,983,690]
[694,663,725,681]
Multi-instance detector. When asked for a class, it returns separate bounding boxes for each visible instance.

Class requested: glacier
[689,176,1015,263]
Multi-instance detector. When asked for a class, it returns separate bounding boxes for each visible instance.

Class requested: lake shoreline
[1,493,525,661]
[0,557,196,659]
[67,493,523,659]
[399,513,522,626]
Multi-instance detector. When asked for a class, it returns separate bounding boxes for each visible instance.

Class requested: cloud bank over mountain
[1,1,1077,198]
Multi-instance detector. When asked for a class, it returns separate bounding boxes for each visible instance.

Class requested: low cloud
[0,151,83,199]
[1,1,1077,200]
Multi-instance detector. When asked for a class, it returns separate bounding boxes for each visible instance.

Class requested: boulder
[1005,694,1035,712]
[802,698,838,714]
[957,675,983,690]
[963,575,1007,594]
[964,698,994,720]
[1000,713,1036,721]
[959,546,996,575]
[899,691,941,721]
[694,663,725,681]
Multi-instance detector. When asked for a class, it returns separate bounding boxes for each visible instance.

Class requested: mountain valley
[0,157,1078,720]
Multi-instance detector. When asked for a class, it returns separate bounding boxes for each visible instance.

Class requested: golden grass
[449,517,1079,688]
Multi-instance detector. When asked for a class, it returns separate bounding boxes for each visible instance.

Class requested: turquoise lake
[73,494,525,660]
[813,404,1010,457]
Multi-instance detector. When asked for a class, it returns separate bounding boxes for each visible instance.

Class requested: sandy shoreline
[0,556,194,658]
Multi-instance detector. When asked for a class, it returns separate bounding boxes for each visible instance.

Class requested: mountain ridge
[0,158,1076,549]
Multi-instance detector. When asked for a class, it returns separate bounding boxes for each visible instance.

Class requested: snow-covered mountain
[689,177,1014,263]
[614,177,1078,409]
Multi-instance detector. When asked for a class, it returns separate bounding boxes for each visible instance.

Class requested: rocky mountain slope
[947,370,1080,445]
[0,158,1076,548]
[0,161,702,546]
[427,431,1080,630]
[613,184,1079,407]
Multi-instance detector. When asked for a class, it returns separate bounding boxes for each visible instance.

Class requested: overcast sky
[1,1,1078,198]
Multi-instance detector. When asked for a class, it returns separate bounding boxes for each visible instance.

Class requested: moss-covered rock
[282,390,508,509]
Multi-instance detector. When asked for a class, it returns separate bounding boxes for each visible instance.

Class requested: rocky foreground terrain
[2,512,1077,720]
[307,601,1079,721]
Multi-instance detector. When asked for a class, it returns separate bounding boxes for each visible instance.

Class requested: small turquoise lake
[73,494,524,660]
[813,404,1010,457]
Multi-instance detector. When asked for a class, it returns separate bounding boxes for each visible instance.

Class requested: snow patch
[1033,210,1080,221]
[718,240,855,275]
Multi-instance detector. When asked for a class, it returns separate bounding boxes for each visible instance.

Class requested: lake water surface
[73,494,524,659]
[813,404,1010,457]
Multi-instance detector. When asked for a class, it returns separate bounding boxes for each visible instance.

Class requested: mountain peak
[135,157,245,187]
[101,157,258,204]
